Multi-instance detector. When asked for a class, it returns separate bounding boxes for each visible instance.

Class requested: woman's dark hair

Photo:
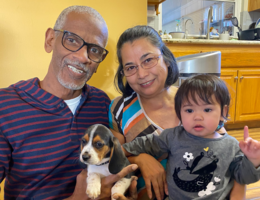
[114,25,179,96]
[174,74,230,122]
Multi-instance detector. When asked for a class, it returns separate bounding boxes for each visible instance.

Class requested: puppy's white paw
[111,178,131,200]
[87,173,101,199]
[86,181,101,199]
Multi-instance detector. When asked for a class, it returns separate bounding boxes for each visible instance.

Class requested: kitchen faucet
[206,6,213,39]
[184,19,193,39]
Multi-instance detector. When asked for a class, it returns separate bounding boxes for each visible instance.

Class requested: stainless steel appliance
[175,51,221,86]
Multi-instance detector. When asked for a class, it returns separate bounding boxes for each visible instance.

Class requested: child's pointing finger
[244,126,249,141]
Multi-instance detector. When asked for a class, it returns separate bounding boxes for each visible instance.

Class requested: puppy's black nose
[82,152,91,161]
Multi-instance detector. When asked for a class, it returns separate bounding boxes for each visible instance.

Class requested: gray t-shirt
[123,126,260,200]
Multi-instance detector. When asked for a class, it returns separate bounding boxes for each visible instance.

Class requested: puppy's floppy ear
[109,137,128,174]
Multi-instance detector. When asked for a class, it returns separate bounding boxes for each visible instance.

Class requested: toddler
[123,74,260,200]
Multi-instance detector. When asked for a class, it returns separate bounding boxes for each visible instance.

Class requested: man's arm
[0,130,11,183]
[64,164,138,200]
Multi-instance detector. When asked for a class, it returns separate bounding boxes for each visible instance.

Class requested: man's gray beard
[57,71,92,90]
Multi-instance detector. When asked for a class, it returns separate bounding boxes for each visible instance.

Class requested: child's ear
[222,105,228,120]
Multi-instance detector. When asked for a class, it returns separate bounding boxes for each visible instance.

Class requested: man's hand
[99,164,138,200]
[64,164,138,200]
[64,169,89,200]
[129,153,168,200]
[239,126,260,167]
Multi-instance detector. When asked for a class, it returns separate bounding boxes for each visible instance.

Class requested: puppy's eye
[94,141,104,149]
[82,138,87,145]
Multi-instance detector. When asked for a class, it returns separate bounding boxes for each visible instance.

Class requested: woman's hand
[64,164,138,200]
[129,153,168,200]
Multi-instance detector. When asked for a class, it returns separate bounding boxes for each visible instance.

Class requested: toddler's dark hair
[175,74,230,122]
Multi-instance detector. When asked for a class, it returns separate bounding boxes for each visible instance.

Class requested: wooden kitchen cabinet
[221,69,260,123]
[165,40,260,128]
[148,0,165,15]
[236,69,260,121]
[248,0,260,12]
[220,69,237,123]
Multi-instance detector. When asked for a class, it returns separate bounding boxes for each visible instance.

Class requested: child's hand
[239,126,260,168]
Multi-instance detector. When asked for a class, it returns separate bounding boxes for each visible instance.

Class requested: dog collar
[96,160,109,166]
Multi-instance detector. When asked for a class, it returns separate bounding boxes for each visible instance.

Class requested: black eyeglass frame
[120,54,162,77]
[54,29,109,63]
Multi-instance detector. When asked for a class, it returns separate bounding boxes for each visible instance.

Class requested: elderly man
[0,5,137,200]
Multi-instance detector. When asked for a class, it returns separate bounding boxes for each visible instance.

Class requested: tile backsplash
[240,11,260,30]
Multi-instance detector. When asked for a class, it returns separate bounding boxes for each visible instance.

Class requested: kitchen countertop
[163,38,260,45]
[164,38,260,68]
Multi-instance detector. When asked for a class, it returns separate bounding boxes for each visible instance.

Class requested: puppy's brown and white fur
[80,124,133,200]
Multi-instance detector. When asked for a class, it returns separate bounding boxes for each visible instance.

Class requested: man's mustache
[64,58,88,72]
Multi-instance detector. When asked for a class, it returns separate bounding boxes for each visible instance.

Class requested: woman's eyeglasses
[121,54,162,77]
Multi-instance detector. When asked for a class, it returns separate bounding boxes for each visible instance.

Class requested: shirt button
[60,103,65,108]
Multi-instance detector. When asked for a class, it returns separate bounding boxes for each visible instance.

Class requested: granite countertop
[163,38,260,45]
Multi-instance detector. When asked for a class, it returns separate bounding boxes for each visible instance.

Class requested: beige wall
[0,0,147,197]
[0,0,147,99]
[242,0,248,11]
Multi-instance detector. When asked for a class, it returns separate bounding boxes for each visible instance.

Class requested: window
[161,0,239,36]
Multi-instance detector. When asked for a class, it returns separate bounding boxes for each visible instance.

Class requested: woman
[109,25,246,200]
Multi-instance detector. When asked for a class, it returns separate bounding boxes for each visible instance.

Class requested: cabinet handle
[234,76,238,80]
[240,76,244,80]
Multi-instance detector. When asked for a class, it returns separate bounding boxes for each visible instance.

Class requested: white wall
[240,0,260,30]
[147,5,162,31]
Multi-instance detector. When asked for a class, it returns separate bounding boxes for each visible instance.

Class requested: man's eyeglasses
[121,54,162,77]
[54,29,109,63]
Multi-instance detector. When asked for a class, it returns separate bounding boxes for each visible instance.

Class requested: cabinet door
[248,0,260,12]
[220,69,238,123]
[236,69,260,121]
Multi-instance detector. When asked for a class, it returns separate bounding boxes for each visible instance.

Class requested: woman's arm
[229,181,246,200]
[110,129,126,145]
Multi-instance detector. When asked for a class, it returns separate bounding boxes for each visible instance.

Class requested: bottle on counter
[176,21,180,32]
[175,20,182,32]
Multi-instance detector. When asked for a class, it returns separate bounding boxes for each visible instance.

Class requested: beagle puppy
[79,124,133,200]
